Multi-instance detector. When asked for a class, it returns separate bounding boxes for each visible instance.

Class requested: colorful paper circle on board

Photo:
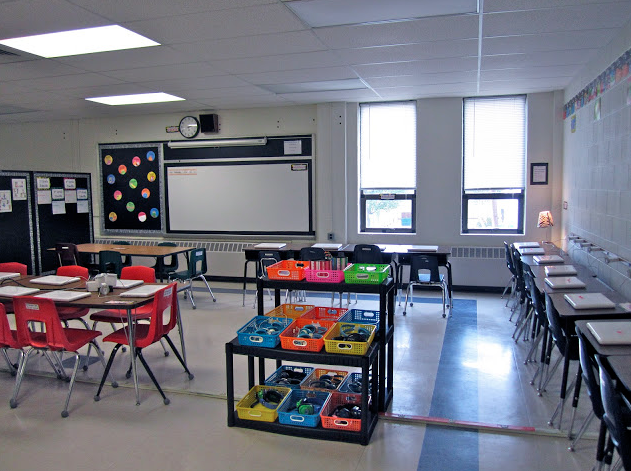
[147,171,156,182]
[118,164,127,175]
[113,190,122,200]
[138,212,147,222]
[132,156,141,167]
[107,174,115,184]
[126,201,135,212]
[104,155,113,165]
[146,151,155,161]
[109,212,117,222]
[129,178,138,189]
[141,188,150,198]
[150,208,159,218]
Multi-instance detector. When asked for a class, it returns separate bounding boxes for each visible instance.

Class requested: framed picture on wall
[530,163,548,185]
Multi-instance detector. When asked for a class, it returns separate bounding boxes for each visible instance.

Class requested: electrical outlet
[327,232,334,241]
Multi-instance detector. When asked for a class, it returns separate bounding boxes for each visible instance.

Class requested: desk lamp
[537,210,554,243]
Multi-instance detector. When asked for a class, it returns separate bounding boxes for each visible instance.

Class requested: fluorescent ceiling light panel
[261,78,366,94]
[86,92,184,106]
[0,25,159,58]
[168,138,267,148]
[283,0,478,27]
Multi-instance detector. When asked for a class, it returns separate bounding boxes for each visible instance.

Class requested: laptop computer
[533,255,564,264]
[544,276,586,289]
[254,243,287,249]
[0,272,21,281]
[564,292,616,309]
[514,242,541,249]
[30,275,81,286]
[34,290,91,302]
[114,279,144,289]
[545,265,578,276]
[408,245,439,252]
[119,284,165,298]
[312,243,342,250]
[519,247,545,255]
[586,321,631,345]
[0,286,40,297]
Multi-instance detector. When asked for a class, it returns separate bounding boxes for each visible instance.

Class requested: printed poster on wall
[99,143,163,233]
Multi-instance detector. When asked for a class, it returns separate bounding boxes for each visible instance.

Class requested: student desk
[0,276,190,405]
[607,355,631,401]
[76,243,190,281]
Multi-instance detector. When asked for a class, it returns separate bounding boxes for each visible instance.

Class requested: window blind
[463,96,526,191]
[360,101,416,189]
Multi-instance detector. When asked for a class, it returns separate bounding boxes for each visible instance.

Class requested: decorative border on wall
[563,48,631,119]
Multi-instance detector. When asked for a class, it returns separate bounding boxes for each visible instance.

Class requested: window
[462,95,526,234]
[359,101,416,233]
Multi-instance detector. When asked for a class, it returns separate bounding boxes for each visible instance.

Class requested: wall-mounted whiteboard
[165,160,313,236]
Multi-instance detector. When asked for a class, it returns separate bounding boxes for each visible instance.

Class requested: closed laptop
[545,265,578,276]
[545,276,586,289]
[533,255,564,264]
[514,242,541,249]
[520,247,545,255]
[586,321,631,345]
[120,285,164,297]
[564,292,616,309]
[30,275,80,286]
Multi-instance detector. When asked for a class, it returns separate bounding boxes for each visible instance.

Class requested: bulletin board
[33,172,93,274]
[99,143,164,235]
[0,171,36,274]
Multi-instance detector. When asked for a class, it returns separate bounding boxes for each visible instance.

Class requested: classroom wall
[0,93,561,287]
[562,19,631,299]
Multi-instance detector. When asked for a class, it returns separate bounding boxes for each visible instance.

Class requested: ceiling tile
[215,50,346,75]
[354,57,478,78]
[483,29,618,55]
[19,72,123,91]
[103,62,227,82]
[364,71,478,88]
[241,66,358,85]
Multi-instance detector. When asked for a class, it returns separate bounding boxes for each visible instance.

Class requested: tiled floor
[0,283,600,471]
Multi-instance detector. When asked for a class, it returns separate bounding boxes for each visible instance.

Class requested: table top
[243,243,450,256]
[76,243,190,257]
[575,320,631,356]
[547,290,629,320]
[607,355,631,394]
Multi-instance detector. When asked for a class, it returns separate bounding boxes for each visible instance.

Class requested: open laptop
[586,321,631,344]
[114,279,144,289]
[0,272,21,281]
[514,242,541,249]
[533,255,564,264]
[519,247,545,255]
[564,292,616,310]
[30,275,80,286]
[0,286,40,297]
[544,276,586,289]
[119,284,165,298]
[545,265,578,276]
[34,290,91,302]
[408,245,439,252]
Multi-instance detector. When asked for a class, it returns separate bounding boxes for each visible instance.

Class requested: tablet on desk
[120,285,164,298]
[0,286,40,297]
[544,276,586,289]
[586,321,631,344]
[564,292,616,310]
[35,290,91,302]
[30,275,81,286]
[0,272,21,281]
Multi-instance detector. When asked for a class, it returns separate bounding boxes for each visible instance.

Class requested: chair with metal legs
[501,241,518,304]
[0,304,22,376]
[169,248,216,309]
[253,251,281,309]
[113,240,133,267]
[403,254,448,318]
[0,262,28,314]
[349,244,382,304]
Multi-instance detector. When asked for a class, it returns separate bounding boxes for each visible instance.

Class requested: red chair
[0,304,23,375]
[55,265,92,329]
[11,296,117,417]
[94,282,192,405]
[0,262,27,275]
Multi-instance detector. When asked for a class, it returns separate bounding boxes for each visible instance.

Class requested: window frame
[360,190,416,233]
[461,95,527,235]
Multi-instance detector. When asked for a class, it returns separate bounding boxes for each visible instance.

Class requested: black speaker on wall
[200,113,218,133]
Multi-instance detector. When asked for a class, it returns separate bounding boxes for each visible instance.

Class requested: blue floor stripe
[418,299,479,471]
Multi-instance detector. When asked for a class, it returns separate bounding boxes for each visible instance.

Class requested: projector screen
[165,160,313,236]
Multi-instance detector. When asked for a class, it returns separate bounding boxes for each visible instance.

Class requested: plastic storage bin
[320,391,363,432]
[343,263,390,284]
[338,373,368,394]
[236,385,291,423]
[279,318,336,352]
[339,309,380,329]
[264,303,314,320]
[301,306,347,321]
[277,389,331,428]
[236,316,292,348]
[305,268,345,283]
[264,365,314,389]
[302,367,349,392]
[323,322,376,356]
[266,260,307,281]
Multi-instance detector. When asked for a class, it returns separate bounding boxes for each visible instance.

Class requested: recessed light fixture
[86,92,184,106]
[283,0,478,27]
[0,25,159,58]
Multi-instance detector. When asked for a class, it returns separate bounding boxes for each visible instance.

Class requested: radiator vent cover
[95,239,254,253]
[451,247,504,259]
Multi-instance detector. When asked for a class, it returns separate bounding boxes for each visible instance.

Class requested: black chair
[253,250,281,308]
[169,247,216,309]
[402,254,448,318]
[98,250,123,278]
[298,247,330,305]
[596,355,631,471]
[543,292,580,429]
[508,246,528,322]
[350,244,383,303]
[55,242,80,266]
[151,242,179,281]
[512,265,534,342]
[113,240,133,267]
[567,328,608,471]
[501,241,518,304]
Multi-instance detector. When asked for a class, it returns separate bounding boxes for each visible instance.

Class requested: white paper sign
[284,140,302,155]
[51,188,64,200]
[0,190,11,213]
[64,178,76,190]
[77,188,88,200]
[51,200,66,215]
[36,177,50,190]
[12,179,27,200]
[76,200,89,214]
[37,190,52,205]
[65,190,77,204]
